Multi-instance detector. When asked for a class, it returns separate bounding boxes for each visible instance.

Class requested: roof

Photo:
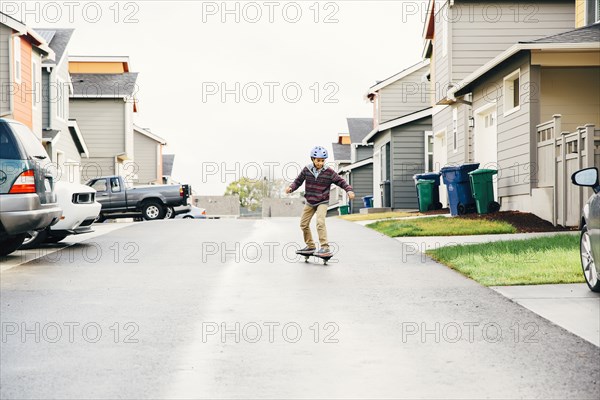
[163,154,175,177]
[340,157,373,173]
[346,118,373,144]
[452,24,600,98]
[34,28,74,65]
[70,73,139,98]
[363,107,433,144]
[523,22,600,44]
[133,125,167,145]
[42,129,60,142]
[67,120,89,157]
[0,12,54,58]
[331,142,351,162]
[368,60,430,94]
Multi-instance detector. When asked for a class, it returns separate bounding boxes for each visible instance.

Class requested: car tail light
[180,187,184,197]
[9,170,36,194]
[202,210,206,215]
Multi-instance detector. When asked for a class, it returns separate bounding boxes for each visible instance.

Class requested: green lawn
[367,216,517,237]
[427,234,583,286]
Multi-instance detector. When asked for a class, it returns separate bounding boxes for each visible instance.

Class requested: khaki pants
[300,203,328,249]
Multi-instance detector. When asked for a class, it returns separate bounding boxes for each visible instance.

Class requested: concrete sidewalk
[492,284,600,346]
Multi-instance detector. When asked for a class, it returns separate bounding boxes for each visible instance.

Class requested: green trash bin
[338,205,350,215]
[468,169,501,214]
[416,179,435,212]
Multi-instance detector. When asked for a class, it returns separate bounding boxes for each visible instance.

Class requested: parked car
[0,119,62,256]
[175,205,207,219]
[571,167,600,292]
[165,204,192,219]
[20,181,101,248]
[86,175,191,221]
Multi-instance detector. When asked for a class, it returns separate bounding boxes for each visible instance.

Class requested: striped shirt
[290,166,353,206]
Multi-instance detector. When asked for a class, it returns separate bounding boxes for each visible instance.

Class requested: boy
[285,146,355,257]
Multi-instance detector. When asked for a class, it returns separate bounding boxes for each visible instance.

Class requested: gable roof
[340,157,373,173]
[70,73,139,98]
[331,142,351,162]
[0,12,54,58]
[451,24,600,98]
[134,125,167,145]
[368,59,430,94]
[346,118,373,144]
[363,107,433,144]
[163,154,175,177]
[34,28,74,65]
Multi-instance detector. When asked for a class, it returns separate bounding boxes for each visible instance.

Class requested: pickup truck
[86,176,191,221]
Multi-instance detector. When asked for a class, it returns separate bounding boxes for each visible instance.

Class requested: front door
[474,105,498,194]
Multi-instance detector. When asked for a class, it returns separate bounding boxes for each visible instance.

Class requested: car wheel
[580,225,600,292]
[165,206,175,219]
[20,229,49,250]
[95,213,106,223]
[142,201,166,221]
[0,234,26,256]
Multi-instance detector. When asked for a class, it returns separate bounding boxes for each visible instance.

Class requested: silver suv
[0,119,62,256]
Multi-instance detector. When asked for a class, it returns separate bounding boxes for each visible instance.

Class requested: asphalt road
[1,218,599,399]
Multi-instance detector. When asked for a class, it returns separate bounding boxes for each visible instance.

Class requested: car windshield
[9,122,49,160]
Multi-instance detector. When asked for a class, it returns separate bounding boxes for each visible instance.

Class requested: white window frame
[503,69,521,117]
[13,37,21,84]
[32,58,38,109]
[585,0,600,24]
[452,108,458,153]
[425,131,434,172]
[56,77,66,121]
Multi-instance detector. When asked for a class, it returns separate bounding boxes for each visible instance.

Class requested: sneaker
[297,246,316,254]
[315,248,332,257]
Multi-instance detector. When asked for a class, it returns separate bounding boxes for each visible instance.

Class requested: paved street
[1,218,599,399]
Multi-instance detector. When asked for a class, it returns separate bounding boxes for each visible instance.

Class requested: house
[33,28,90,184]
[340,118,374,213]
[327,133,352,215]
[449,23,600,226]
[362,60,434,209]
[133,125,167,185]
[422,0,579,221]
[162,154,176,184]
[68,56,139,182]
[0,12,54,138]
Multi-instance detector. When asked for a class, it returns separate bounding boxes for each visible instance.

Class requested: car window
[110,178,121,193]
[91,179,107,192]
[8,122,49,160]
[0,124,23,160]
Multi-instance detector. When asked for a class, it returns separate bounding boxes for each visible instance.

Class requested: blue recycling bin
[440,163,480,216]
[362,196,374,208]
[413,172,443,210]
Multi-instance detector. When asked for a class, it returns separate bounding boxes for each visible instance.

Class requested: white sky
[9,0,428,194]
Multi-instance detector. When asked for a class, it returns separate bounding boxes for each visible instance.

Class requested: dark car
[0,119,62,256]
[571,167,600,292]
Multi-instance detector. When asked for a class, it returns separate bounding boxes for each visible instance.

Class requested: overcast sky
[10,0,428,194]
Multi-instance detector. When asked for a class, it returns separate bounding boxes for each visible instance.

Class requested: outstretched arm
[331,171,355,200]
[286,169,306,193]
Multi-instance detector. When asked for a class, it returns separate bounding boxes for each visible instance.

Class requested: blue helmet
[310,146,328,159]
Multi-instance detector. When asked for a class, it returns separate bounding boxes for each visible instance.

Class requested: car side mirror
[571,167,600,193]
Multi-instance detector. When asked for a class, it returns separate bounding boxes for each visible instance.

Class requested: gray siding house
[423,0,576,179]
[364,60,434,209]
[133,125,167,185]
[34,28,90,184]
[450,24,600,226]
[328,133,352,214]
[69,70,138,182]
[340,118,374,213]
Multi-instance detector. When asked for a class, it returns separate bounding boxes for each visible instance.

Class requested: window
[91,179,107,192]
[425,131,434,172]
[56,78,66,120]
[452,108,458,152]
[380,142,390,181]
[503,69,521,116]
[13,37,21,83]
[32,59,38,109]
[586,0,600,24]
[0,124,22,159]
[110,177,121,193]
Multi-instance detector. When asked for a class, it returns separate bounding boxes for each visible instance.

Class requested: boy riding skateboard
[285,146,355,257]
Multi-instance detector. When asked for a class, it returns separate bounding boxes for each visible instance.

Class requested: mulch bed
[415,209,577,233]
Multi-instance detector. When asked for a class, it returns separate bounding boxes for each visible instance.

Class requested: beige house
[133,125,167,185]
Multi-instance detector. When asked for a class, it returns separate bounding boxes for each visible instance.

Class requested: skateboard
[296,250,334,265]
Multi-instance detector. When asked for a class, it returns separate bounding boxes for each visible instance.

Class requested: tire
[95,213,106,223]
[165,206,175,219]
[0,234,26,257]
[435,202,443,210]
[580,225,600,292]
[19,229,49,250]
[457,204,467,215]
[142,201,166,221]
